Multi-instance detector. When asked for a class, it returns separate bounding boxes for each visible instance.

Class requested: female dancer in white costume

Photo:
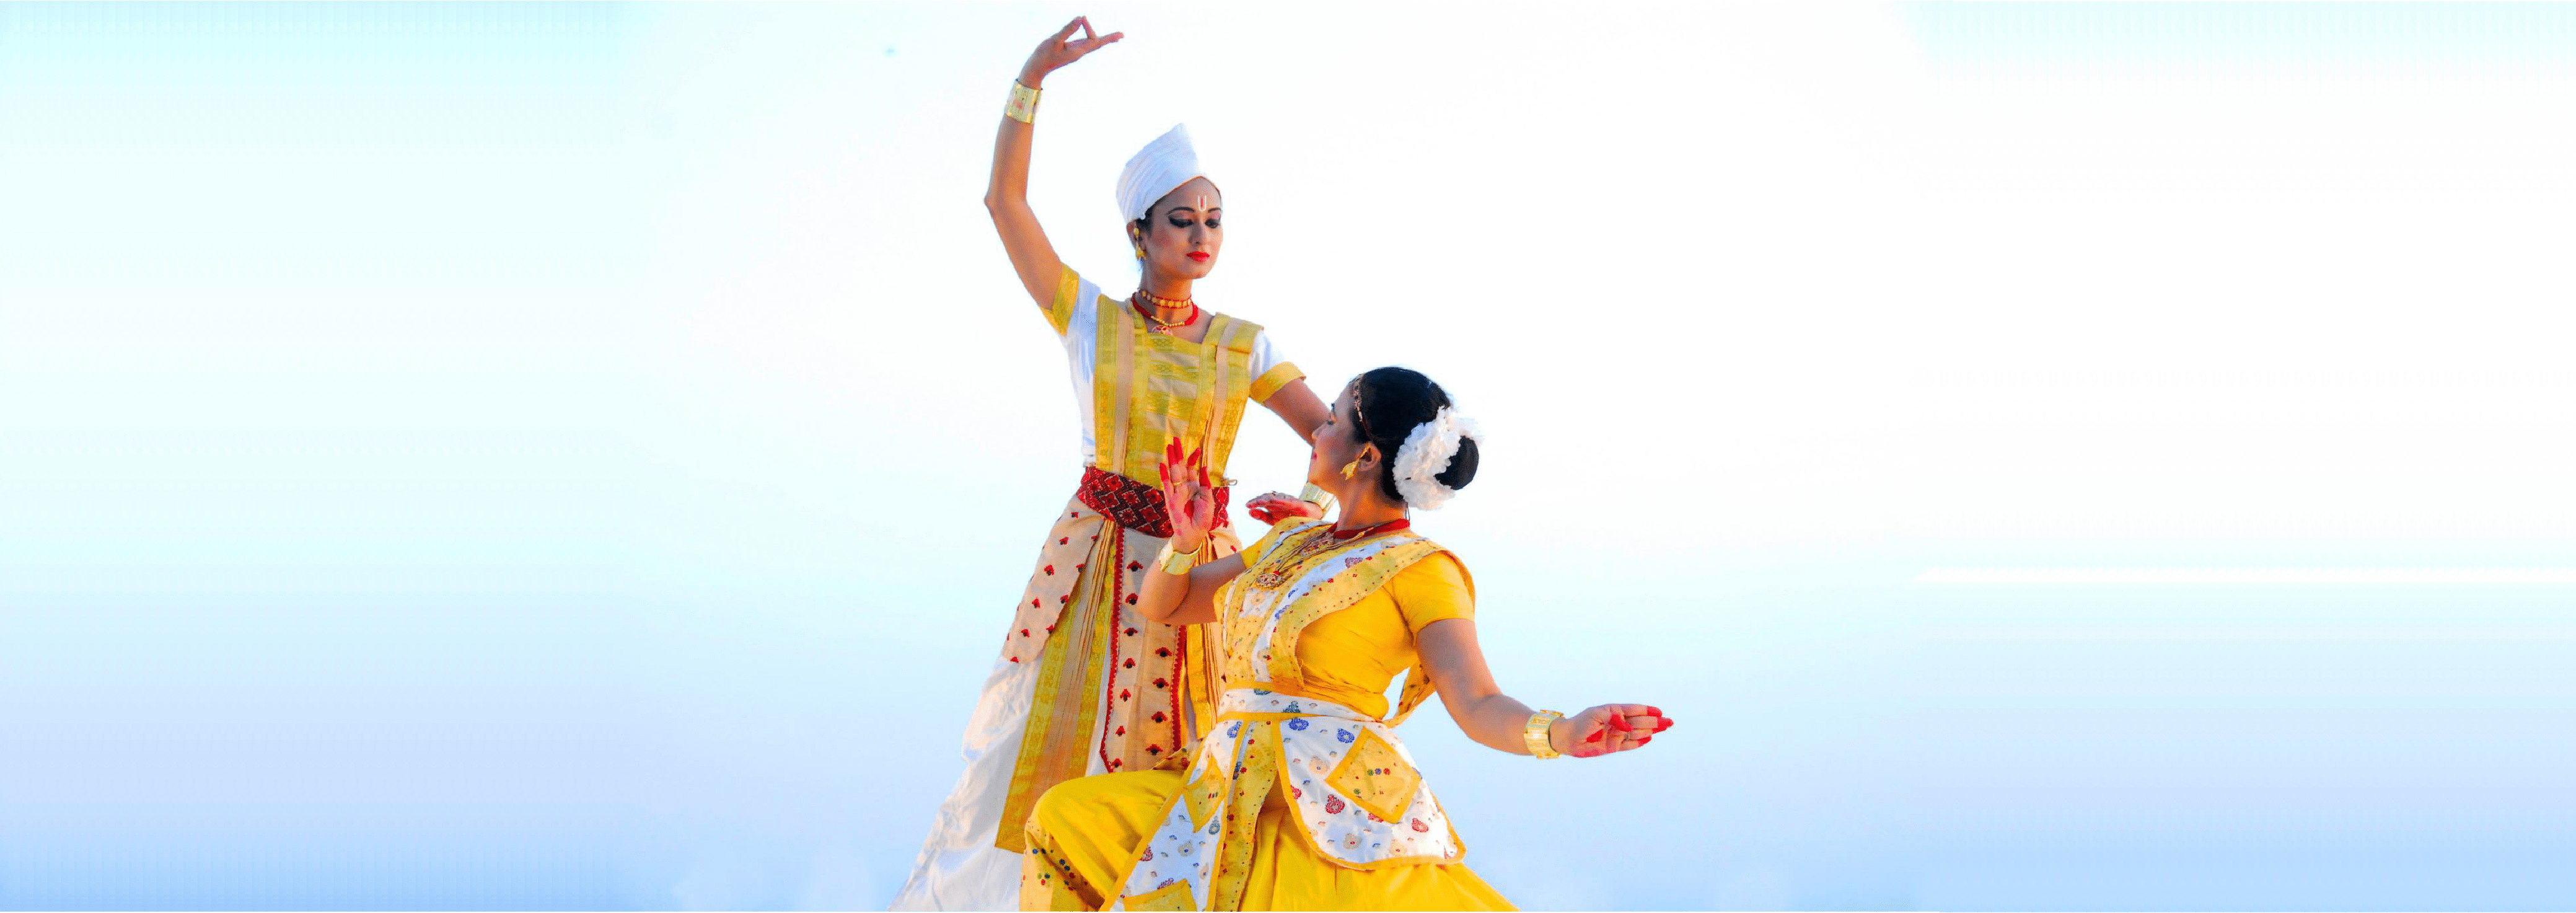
[894,18,1334,911]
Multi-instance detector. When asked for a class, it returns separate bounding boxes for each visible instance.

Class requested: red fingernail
[1637,736,1651,745]
[1657,719,1673,731]
[1647,706,1662,717]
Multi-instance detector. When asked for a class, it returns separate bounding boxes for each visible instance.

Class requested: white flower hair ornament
[1391,405,1481,510]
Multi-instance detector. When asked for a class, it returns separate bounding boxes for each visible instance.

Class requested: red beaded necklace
[1327,518,1410,540]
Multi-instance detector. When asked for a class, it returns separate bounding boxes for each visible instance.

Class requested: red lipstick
[1186,252,1210,263]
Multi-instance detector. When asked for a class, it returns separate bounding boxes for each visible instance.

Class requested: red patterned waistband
[1077,465,1229,538]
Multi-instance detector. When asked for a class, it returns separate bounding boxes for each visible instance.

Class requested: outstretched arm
[1260,379,1329,445]
[1241,380,1332,525]
[1418,618,1673,758]
[985,17,1123,309]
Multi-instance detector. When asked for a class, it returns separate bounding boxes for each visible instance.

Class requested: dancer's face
[1308,381,1379,497]
[1133,178,1222,282]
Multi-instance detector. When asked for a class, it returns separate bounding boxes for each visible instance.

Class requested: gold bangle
[1003,80,1040,124]
[1296,483,1337,518]
[1157,538,1205,575]
[1523,710,1565,759]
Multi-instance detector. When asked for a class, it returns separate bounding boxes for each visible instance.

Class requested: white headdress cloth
[1392,406,1480,511]
[1117,123,1214,222]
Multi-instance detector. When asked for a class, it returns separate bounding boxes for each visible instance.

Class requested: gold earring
[1134,247,1146,260]
[1339,461,1359,480]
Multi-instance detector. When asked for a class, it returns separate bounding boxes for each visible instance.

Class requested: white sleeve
[1245,327,1307,404]
[1062,277,1102,359]
[1250,329,1284,378]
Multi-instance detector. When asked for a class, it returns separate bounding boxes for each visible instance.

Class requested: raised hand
[1019,16,1123,87]
[1552,704,1671,759]
[1244,491,1324,526]
[1157,439,1219,551]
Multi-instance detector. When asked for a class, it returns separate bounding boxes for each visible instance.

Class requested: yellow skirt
[1021,770,1514,911]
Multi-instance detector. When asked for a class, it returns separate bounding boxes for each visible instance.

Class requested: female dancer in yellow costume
[895,18,1336,912]
[1020,368,1676,911]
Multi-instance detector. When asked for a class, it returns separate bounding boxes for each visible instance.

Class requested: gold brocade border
[1211,519,1331,687]
[1122,329,1192,484]
[1177,527,1242,750]
[1046,266,1081,336]
[1207,320,1257,475]
[1203,722,1282,911]
[1194,316,1226,480]
[1246,360,1302,405]
[1095,293,1132,478]
[995,528,1125,852]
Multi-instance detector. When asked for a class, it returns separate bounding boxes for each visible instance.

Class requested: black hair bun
[1435,436,1478,491]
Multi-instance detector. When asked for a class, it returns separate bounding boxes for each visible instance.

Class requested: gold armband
[1003,80,1040,124]
[1296,483,1337,518]
[1156,538,1205,575]
[1524,710,1565,759]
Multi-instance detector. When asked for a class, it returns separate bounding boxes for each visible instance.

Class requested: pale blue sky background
[4,2,2574,910]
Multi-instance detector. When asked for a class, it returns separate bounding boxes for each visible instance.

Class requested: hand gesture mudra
[1243,492,1324,526]
[1552,704,1673,759]
[1020,16,1123,87]
[1158,439,1220,551]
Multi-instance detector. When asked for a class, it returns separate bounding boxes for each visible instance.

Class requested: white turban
[1116,123,1215,223]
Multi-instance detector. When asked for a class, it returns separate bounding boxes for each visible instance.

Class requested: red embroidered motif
[1075,466,1230,537]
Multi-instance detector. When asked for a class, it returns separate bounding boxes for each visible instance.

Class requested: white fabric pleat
[890,655,1040,911]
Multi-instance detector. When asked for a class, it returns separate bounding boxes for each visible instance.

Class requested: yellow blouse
[1044,267,1303,484]
[1238,528,1476,720]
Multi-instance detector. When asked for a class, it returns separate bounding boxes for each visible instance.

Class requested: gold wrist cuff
[1004,80,1040,124]
[1524,710,1565,759]
[1157,539,1204,575]
[1296,483,1337,518]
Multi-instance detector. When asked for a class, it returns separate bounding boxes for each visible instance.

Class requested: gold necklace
[1250,527,1342,590]
[1135,288,1192,309]
[1128,291,1198,335]
[1248,520,1407,590]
